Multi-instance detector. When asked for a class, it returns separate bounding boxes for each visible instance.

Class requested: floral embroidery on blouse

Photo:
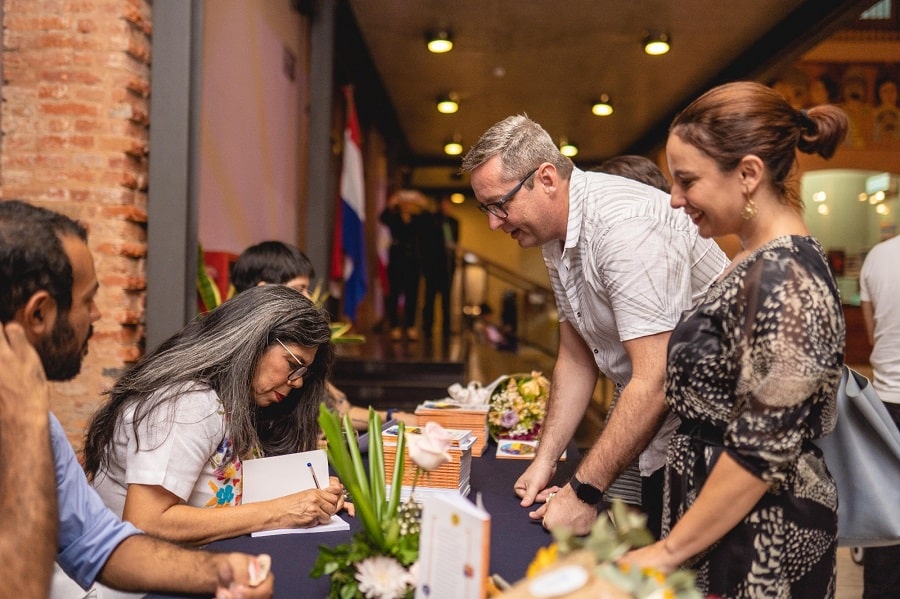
[205,433,243,507]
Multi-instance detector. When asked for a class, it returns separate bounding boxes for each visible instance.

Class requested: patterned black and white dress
[664,236,845,598]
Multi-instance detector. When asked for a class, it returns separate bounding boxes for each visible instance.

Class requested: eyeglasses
[477,167,539,219]
[275,338,309,381]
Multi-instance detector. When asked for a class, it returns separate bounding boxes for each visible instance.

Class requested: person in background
[593,154,671,193]
[461,115,727,538]
[379,190,426,341]
[83,285,345,546]
[872,74,899,144]
[623,81,848,597]
[0,200,272,599]
[231,241,417,430]
[474,302,515,352]
[231,240,315,298]
[419,195,460,341]
[859,233,900,598]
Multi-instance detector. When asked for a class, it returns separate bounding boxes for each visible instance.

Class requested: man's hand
[215,553,274,599]
[0,322,51,415]
[528,484,598,536]
[514,459,557,507]
[0,322,56,599]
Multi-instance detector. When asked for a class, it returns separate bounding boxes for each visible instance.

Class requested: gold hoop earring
[742,189,758,220]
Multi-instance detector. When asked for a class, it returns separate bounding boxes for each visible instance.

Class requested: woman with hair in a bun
[623,81,848,598]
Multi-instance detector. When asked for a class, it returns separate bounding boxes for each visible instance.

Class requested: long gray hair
[83,285,335,479]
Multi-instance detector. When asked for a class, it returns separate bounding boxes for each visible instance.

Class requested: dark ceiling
[339,0,876,193]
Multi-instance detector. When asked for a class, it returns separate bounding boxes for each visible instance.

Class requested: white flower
[354,556,412,599]
[407,561,419,587]
[407,421,452,471]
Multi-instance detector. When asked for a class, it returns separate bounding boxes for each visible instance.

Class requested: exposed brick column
[1,0,152,451]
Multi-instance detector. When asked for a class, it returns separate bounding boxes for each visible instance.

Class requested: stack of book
[414,400,489,457]
[382,425,475,500]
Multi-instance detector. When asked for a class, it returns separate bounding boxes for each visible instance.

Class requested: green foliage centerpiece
[312,405,429,599]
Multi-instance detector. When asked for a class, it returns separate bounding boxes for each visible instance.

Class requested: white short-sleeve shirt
[92,383,245,518]
[860,235,900,404]
[543,169,727,473]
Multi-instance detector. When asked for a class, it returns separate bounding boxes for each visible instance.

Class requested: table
[146,443,579,598]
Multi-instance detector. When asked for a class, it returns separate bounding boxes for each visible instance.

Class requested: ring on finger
[547,491,556,502]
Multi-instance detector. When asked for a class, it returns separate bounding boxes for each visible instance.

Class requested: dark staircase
[329,332,468,413]
[331,357,467,413]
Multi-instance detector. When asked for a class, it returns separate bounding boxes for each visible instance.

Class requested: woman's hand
[620,540,681,575]
[272,478,344,528]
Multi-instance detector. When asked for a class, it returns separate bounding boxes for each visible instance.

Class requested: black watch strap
[569,475,604,506]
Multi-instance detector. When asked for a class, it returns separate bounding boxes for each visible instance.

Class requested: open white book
[242,449,349,536]
[416,492,490,599]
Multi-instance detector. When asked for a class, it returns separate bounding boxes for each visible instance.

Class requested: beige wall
[197,0,309,255]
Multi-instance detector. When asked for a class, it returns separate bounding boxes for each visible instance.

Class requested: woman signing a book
[81,285,347,545]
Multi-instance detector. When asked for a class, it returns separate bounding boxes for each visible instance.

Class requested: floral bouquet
[522,501,703,598]
[312,404,452,599]
[487,371,550,441]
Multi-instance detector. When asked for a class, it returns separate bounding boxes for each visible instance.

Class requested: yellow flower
[642,567,666,583]
[519,378,541,398]
[526,543,559,578]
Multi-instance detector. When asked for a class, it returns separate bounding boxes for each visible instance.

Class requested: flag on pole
[330,86,368,322]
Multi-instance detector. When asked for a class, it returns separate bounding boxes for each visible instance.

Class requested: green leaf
[386,421,406,518]
[339,583,358,599]
[367,408,386,521]
[196,244,222,312]
[317,405,383,545]
[333,334,367,344]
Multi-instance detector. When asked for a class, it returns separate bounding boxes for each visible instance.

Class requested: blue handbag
[814,365,900,547]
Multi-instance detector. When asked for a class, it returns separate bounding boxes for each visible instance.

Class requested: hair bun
[796,109,817,134]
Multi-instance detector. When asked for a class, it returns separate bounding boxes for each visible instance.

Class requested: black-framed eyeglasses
[477,167,539,219]
[275,338,309,381]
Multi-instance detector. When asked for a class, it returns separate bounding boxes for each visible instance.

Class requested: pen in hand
[307,462,321,489]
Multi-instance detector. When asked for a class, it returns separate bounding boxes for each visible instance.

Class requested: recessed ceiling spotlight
[450,192,465,204]
[426,30,453,54]
[591,94,614,117]
[643,32,671,56]
[436,92,459,114]
[444,134,463,156]
[559,138,578,158]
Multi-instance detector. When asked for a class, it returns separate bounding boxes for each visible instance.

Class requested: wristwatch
[569,476,604,507]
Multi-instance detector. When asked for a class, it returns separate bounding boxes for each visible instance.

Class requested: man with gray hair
[462,115,727,536]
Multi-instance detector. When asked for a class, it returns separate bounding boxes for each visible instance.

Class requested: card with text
[415,493,490,599]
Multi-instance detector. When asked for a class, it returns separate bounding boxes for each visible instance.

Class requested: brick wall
[1,0,152,451]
